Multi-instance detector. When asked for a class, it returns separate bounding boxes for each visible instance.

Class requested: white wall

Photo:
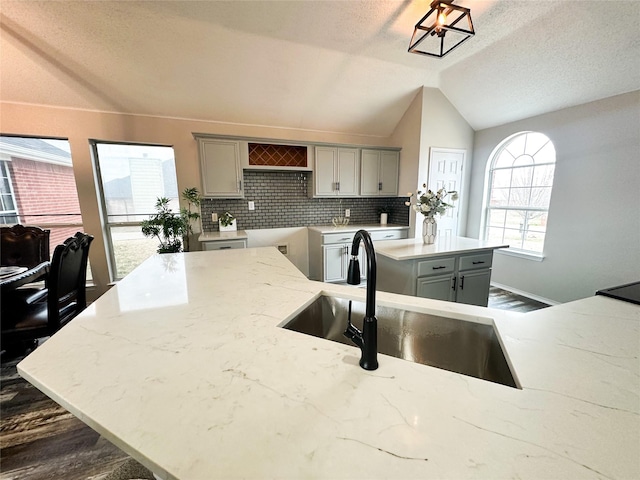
[391,87,474,238]
[467,91,640,303]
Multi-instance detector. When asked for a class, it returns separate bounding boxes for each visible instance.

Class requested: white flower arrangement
[405,185,458,217]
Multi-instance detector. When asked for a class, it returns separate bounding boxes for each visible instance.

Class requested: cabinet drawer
[417,257,456,277]
[370,229,406,241]
[459,252,493,271]
[203,239,247,251]
[322,232,355,245]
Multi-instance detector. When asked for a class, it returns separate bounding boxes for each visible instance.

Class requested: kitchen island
[17,247,639,479]
[376,236,509,306]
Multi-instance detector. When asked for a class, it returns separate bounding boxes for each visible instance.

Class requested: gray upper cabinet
[313,146,359,197]
[197,138,244,198]
[360,149,399,196]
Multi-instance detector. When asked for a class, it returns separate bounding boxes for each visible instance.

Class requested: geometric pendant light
[408,0,475,58]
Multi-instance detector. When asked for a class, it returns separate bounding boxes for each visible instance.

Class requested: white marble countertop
[376,236,509,260]
[17,248,639,479]
[308,223,409,234]
[198,230,248,242]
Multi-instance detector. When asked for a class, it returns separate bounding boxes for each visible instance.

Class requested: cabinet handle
[460,275,465,289]
[219,246,232,250]
[432,265,446,270]
[238,180,242,191]
[472,260,485,265]
[340,237,350,241]
[451,277,457,290]
[378,182,382,191]
[337,181,340,191]
[384,234,393,238]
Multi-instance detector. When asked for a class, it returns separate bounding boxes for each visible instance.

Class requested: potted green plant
[141,197,187,253]
[180,187,202,252]
[219,211,236,232]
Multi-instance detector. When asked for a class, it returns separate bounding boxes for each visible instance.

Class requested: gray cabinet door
[360,149,381,196]
[336,148,359,196]
[456,269,491,306]
[199,139,243,198]
[379,151,399,196]
[315,147,337,196]
[417,274,455,302]
[323,244,347,282]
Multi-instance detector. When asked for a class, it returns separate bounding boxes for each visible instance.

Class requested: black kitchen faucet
[343,229,378,371]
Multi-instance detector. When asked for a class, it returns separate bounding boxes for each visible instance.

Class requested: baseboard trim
[491,282,560,306]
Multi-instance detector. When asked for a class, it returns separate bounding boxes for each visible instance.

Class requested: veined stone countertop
[308,223,409,234]
[18,248,639,480]
[376,236,509,260]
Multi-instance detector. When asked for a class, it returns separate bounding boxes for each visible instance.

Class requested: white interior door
[428,148,465,238]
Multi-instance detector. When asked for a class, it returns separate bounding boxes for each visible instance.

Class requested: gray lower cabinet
[309,227,408,283]
[416,273,455,302]
[202,239,247,251]
[377,250,495,307]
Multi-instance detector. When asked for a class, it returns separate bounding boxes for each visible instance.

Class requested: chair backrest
[0,225,50,268]
[47,232,94,329]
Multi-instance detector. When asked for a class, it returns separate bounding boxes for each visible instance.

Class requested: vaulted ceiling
[1,1,638,137]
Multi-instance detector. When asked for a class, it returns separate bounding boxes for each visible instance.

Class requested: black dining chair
[1,224,51,304]
[1,232,94,353]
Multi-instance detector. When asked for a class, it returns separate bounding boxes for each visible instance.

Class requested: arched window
[483,131,556,256]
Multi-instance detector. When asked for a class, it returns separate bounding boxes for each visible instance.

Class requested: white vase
[422,216,437,244]
[380,213,388,225]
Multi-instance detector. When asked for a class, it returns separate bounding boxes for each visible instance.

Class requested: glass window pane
[491,169,511,188]
[524,132,550,157]
[511,166,533,187]
[487,209,506,227]
[532,164,555,187]
[484,132,555,254]
[526,211,548,233]
[490,188,510,207]
[530,187,552,208]
[505,210,526,230]
[110,226,159,278]
[503,228,523,249]
[512,154,535,168]
[486,226,505,243]
[95,143,179,281]
[523,231,545,253]
[508,188,531,207]
[534,141,556,164]
[505,134,526,158]
[494,150,514,168]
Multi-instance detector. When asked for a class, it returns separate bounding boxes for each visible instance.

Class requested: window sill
[495,248,545,262]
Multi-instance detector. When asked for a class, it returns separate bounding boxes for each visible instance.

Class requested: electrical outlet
[211,213,218,222]
[345,209,350,217]
[248,201,255,211]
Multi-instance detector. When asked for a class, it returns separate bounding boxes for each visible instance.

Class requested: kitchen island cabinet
[375,237,508,306]
[17,248,639,480]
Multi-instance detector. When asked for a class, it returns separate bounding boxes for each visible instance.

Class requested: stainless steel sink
[281,295,519,388]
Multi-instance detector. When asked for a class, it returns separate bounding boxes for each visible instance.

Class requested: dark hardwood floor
[488,286,550,312]
[0,287,548,479]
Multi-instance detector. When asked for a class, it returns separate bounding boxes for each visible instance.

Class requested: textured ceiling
[1,1,638,136]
